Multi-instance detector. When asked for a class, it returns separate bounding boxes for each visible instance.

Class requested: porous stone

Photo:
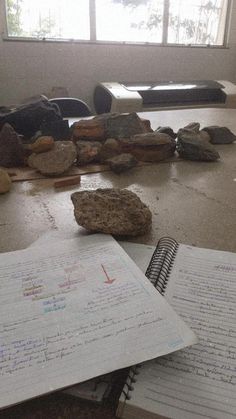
[99,138,121,162]
[28,136,55,153]
[28,141,77,176]
[106,153,138,174]
[76,141,102,165]
[177,132,220,161]
[202,126,236,144]
[121,132,176,162]
[71,188,152,236]
[0,169,12,193]
[0,123,25,167]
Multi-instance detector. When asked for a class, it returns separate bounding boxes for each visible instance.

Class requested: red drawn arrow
[101,264,116,284]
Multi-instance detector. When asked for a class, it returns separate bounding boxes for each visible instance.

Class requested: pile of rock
[1,109,236,179]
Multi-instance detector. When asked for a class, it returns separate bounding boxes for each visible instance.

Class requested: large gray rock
[0,123,25,167]
[177,131,220,161]
[71,188,152,236]
[104,112,151,139]
[28,141,77,176]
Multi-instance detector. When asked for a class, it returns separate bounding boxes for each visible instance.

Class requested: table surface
[1,107,236,418]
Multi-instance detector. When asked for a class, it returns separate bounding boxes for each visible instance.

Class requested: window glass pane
[168,0,228,45]
[96,0,164,43]
[6,0,90,39]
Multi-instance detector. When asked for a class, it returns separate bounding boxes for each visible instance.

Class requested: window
[5,0,230,46]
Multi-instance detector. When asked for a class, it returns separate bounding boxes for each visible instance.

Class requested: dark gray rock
[71,188,152,236]
[106,153,138,174]
[0,123,25,167]
[177,132,220,161]
[202,126,236,144]
[156,126,177,139]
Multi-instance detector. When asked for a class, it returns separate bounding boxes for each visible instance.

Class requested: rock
[121,132,176,162]
[71,188,152,236]
[28,141,77,176]
[0,123,25,167]
[99,138,121,162]
[76,141,102,165]
[104,112,151,138]
[106,153,138,174]
[0,169,12,193]
[71,119,106,142]
[28,136,55,153]
[156,126,177,139]
[0,97,62,141]
[202,126,236,144]
[177,132,220,161]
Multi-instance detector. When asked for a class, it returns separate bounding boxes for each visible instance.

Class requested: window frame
[2,0,232,48]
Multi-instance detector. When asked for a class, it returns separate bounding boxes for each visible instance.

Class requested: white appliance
[94,80,236,114]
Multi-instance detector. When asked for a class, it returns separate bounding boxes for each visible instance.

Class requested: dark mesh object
[0,98,62,140]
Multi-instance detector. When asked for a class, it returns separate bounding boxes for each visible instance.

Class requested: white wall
[1,1,236,110]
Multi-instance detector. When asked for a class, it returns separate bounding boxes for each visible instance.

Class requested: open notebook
[117,237,236,419]
[0,234,197,409]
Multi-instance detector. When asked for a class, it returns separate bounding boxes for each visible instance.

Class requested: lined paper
[122,244,236,419]
[0,235,196,409]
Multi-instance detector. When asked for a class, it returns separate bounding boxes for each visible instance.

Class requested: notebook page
[30,234,155,402]
[122,244,236,419]
[0,234,196,409]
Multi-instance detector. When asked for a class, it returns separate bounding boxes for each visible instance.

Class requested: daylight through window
[5,0,230,46]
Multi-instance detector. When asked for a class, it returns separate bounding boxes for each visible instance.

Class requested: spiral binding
[121,365,141,400]
[145,237,178,295]
[119,237,179,409]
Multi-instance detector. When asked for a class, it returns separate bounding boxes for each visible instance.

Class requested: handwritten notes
[123,244,236,419]
[0,234,196,409]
